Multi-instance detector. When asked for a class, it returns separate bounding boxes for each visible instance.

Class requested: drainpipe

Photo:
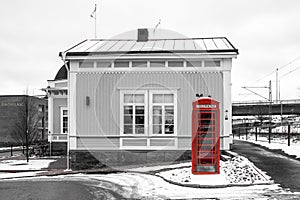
[61,52,71,171]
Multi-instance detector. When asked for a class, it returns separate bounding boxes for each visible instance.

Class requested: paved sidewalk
[232,139,300,192]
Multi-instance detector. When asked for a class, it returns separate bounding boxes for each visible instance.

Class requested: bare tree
[11,96,42,162]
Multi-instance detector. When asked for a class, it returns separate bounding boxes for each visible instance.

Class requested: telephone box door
[192,97,220,174]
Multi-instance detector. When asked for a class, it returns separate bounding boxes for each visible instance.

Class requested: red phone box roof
[193,97,220,109]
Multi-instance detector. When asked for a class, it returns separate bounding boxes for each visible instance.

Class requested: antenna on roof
[90,3,97,38]
[153,18,161,37]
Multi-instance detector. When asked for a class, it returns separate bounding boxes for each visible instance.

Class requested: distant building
[0,95,47,146]
[45,65,68,153]
[46,29,238,168]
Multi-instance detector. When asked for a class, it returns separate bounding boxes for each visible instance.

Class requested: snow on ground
[237,136,300,159]
[66,173,298,199]
[0,146,22,151]
[0,159,55,171]
[156,155,272,186]
[120,162,191,172]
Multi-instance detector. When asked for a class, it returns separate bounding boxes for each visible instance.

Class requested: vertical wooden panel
[76,71,223,138]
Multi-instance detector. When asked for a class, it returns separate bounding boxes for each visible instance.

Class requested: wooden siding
[150,138,175,147]
[75,71,223,138]
[77,137,119,149]
[53,98,67,133]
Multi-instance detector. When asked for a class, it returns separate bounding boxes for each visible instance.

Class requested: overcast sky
[1,0,300,101]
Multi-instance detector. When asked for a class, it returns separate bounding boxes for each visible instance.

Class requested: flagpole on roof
[90,4,97,38]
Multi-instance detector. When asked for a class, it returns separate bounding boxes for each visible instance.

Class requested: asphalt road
[0,178,125,200]
[232,140,300,192]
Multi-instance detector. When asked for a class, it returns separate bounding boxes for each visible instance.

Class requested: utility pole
[242,81,273,143]
[268,80,272,143]
[25,95,29,163]
[276,68,278,103]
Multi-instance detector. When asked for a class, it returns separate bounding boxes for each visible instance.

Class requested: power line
[254,56,300,83]
[279,65,300,79]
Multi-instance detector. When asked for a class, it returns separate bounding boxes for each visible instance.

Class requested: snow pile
[156,155,272,186]
[222,156,271,184]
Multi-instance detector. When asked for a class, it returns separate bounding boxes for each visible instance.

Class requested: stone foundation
[70,150,191,170]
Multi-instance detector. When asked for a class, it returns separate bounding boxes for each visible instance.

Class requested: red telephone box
[192,97,220,174]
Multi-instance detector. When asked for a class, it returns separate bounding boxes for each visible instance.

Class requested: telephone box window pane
[153,94,163,103]
[153,125,162,134]
[165,125,174,134]
[201,113,212,119]
[124,125,133,134]
[164,94,173,103]
[150,61,165,67]
[134,94,144,103]
[132,61,147,68]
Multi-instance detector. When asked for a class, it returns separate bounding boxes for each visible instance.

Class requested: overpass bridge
[232,100,300,116]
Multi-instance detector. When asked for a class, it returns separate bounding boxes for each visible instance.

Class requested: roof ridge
[88,37,228,41]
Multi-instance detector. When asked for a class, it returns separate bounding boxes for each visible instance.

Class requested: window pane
[153,106,162,115]
[153,94,163,103]
[153,125,162,134]
[153,115,162,124]
[124,95,133,103]
[63,110,68,115]
[187,61,202,67]
[124,125,133,134]
[135,125,144,134]
[97,61,111,68]
[150,61,165,67]
[132,61,147,68]
[204,60,221,67]
[135,116,144,124]
[135,106,144,114]
[165,106,174,114]
[164,94,173,103]
[114,61,129,68]
[165,115,174,124]
[124,106,133,114]
[134,94,144,103]
[165,125,174,134]
[79,61,94,68]
[168,61,183,67]
[124,115,133,124]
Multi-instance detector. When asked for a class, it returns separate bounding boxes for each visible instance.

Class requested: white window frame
[120,90,148,136]
[60,107,68,134]
[149,90,177,136]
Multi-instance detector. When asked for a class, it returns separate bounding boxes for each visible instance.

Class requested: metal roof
[61,37,238,57]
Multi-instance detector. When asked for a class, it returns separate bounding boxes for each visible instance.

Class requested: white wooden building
[47,29,238,167]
